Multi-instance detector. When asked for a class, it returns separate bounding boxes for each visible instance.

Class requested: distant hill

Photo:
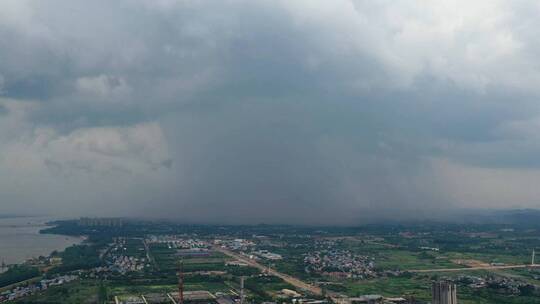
[455,208,540,227]
[492,209,540,225]
[0,214,27,219]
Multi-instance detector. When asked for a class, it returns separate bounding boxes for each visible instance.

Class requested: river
[0,216,83,268]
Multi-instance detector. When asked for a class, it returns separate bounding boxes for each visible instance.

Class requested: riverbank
[0,217,83,265]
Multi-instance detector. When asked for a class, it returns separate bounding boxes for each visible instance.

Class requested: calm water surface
[0,217,82,265]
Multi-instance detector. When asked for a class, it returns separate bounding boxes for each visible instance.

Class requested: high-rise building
[78,217,123,227]
[432,281,457,304]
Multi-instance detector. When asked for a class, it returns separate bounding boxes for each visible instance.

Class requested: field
[12,218,540,304]
[108,281,231,295]
[122,238,147,259]
[149,243,230,272]
[14,281,100,304]
[342,276,431,300]
[327,270,540,304]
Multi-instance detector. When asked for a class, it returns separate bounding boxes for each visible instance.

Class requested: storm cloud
[1,0,540,224]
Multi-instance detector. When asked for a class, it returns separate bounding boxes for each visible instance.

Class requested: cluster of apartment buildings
[146,235,207,250]
[304,250,375,279]
[215,238,256,251]
[455,274,536,295]
[0,275,77,303]
[108,255,146,274]
[78,217,123,227]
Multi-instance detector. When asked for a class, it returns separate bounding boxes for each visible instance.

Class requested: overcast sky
[1,0,540,224]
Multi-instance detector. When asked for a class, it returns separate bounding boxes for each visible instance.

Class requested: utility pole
[532,249,536,266]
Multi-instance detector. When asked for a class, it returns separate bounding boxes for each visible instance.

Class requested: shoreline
[0,217,84,268]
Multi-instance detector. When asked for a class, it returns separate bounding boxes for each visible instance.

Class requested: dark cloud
[1,0,540,223]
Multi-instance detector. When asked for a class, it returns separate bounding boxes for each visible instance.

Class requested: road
[214,246,322,296]
[410,264,540,273]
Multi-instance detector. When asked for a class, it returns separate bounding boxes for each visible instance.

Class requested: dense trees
[0,265,40,288]
[48,245,101,274]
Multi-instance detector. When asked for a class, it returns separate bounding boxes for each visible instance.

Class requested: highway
[410,264,540,273]
[214,246,322,296]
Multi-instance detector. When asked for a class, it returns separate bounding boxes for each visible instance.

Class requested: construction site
[115,260,226,304]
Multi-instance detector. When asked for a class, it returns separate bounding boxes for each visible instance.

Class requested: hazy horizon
[2,1,540,224]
